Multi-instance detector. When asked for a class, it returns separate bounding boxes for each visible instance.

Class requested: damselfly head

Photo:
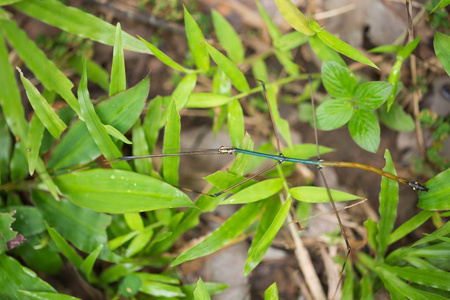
[408,181,429,192]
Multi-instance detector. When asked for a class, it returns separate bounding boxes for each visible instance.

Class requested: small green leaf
[348,109,380,153]
[369,45,401,53]
[53,169,194,213]
[212,9,244,63]
[266,84,293,147]
[386,59,403,110]
[380,103,415,132]
[227,99,244,148]
[140,281,185,297]
[274,0,315,35]
[434,31,450,76]
[264,282,279,300]
[255,0,282,42]
[364,218,378,250]
[275,31,308,52]
[376,150,398,257]
[322,61,358,98]
[119,275,142,297]
[290,186,362,203]
[418,168,450,210]
[171,202,262,266]
[274,50,299,76]
[309,35,346,67]
[77,61,130,170]
[317,30,378,69]
[80,244,103,280]
[46,224,83,268]
[173,73,197,111]
[206,43,250,92]
[355,82,392,110]
[186,93,231,108]
[139,36,194,73]
[244,197,291,275]
[398,35,421,60]
[252,58,269,84]
[104,124,132,144]
[221,179,284,205]
[125,229,153,258]
[110,23,126,96]
[124,213,144,231]
[184,6,209,71]
[385,265,450,291]
[430,0,450,13]
[389,211,435,244]
[194,278,211,300]
[162,98,180,186]
[17,68,67,139]
[27,113,45,175]
[315,99,354,130]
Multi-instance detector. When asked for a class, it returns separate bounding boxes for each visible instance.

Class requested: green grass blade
[171,201,262,266]
[412,221,450,247]
[68,55,110,91]
[389,210,435,244]
[384,265,450,291]
[227,99,244,148]
[186,93,231,108]
[317,29,378,69]
[255,0,282,42]
[184,6,209,71]
[104,125,132,144]
[308,35,346,67]
[17,68,67,139]
[264,282,279,300]
[80,244,103,281]
[46,224,83,268]
[266,84,293,147]
[418,168,450,210]
[290,186,363,203]
[244,197,291,275]
[27,112,44,175]
[206,43,249,92]
[13,0,149,53]
[173,73,197,111]
[162,98,180,186]
[386,59,403,110]
[274,0,315,35]
[434,31,449,75]
[0,19,80,115]
[0,115,12,184]
[220,179,284,205]
[139,36,194,73]
[376,150,399,257]
[132,119,152,174]
[212,9,244,63]
[110,23,126,96]
[194,278,211,300]
[53,169,194,213]
[77,61,130,170]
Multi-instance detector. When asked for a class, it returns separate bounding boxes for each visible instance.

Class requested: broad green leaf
[380,103,415,132]
[227,99,244,148]
[186,93,231,108]
[434,31,450,76]
[398,35,421,60]
[274,0,315,35]
[13,239,62,274]
[0,32,27,140]
[0,254,56,299]
[119,275,142,297]
[46,224,83,268]
[32,190,118,262]
[418,168,450,210]
[389,210,435,244]
[0,19,79,114]
[315,99,354,130]
[309,35,346,67]
[139,36,194,73]
[0,0,22,5]
[140,281,185,298]
[265,282,279,300]
[384,265,450,291]
[0,211,16,254]
[17,68,66,139]
[2,206,45,237]
[220,179,284,204]
[10,142,27,181]
[184,6,209,71]
[317,28,378,69]
[212,68,232,96]
[110,23,126,96]
[80,244,103,281]
[290,186,362,203]
[78,62,130,170]
[212,9,244,63]
[355,82,392,110]
[173,73,197,111]
[348,109,380,153]
[244,197,291,275]
[252,58,268,84]
[194,278,211,300]
[206,43,249,92]
[53,169,194,213]
[13,0,148,53]
[321,61,358,98]
[162,98,180,186]
[255,0,282,42]
[19,291,81,299]
[48,76,149,169]
[171,201,262,266]
[376,150,398,257]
